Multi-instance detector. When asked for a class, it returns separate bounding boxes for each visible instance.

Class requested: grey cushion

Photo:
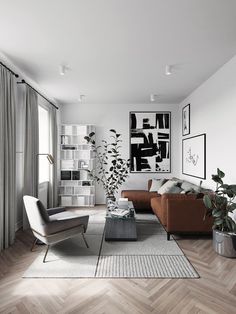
[158,180,183,194]
[149,179,167,192]
[37,200,50,223]
[181,181,200,193]
[47,207,66,216]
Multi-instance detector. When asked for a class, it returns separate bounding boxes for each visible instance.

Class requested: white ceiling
[0,0,236,105]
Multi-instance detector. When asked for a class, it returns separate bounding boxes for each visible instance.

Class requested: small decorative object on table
[118,197,129,209]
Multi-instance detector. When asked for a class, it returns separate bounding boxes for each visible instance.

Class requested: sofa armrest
[121,190,157,210]
[159,194,197,226]
[166,198,213,233]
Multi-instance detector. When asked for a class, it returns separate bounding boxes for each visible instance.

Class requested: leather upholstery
[121,190,157,210]
[152,194,213,233]
[122,179,213,234]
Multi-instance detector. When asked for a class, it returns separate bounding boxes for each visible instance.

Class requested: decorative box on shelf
[59,124,95,207]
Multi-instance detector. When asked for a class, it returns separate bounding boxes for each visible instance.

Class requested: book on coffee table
[110,209,130,218]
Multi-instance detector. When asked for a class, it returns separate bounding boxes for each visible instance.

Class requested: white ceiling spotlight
[165,64,173,76]
[150,94,158,102]
[78,95,85,103]
[59,64,70,76]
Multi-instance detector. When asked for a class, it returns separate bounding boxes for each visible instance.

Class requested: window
[38,105,50,183]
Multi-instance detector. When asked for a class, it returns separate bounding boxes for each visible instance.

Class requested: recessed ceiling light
[150,94,158,102]
[165,65,172,76]
[78,95,85,102]
[59,64,70,76]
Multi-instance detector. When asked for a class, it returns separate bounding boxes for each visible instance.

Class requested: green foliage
[84,129,130,199]
[203,168,236,232]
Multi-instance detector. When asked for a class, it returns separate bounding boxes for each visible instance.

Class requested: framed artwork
[182,104,190,136]
[130,111,171,173]
[182,133,206,179]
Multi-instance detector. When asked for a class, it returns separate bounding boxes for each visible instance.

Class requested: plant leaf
[217,168,225,178]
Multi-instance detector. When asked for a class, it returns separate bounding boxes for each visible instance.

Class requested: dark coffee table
[104,201,137,241]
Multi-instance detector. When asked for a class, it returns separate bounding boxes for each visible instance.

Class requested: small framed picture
[182,104,190,136]
[182,133,206,179]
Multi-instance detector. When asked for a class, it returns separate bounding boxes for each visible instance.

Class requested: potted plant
[203,168,236,258]
[84,129,130,202]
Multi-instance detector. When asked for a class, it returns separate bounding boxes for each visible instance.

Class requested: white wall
[61,103,179,204]
[178,54,236,189]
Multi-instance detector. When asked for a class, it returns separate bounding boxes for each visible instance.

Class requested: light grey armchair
[23,195,89,263]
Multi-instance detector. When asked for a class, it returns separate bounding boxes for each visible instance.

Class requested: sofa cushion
[149,178,167,192]
[181,181,200,193]
[158,180,182,195]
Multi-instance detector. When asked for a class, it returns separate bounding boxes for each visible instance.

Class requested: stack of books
[110,208,130,218]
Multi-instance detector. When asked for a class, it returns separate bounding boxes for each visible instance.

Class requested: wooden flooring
[0,221,236,313]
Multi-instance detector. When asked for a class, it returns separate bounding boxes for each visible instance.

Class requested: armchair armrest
[47,207,65,216]
[44,215,89,235]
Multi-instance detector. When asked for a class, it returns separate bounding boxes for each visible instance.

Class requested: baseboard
[15,220,23,231]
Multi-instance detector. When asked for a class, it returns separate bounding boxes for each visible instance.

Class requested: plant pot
[106,195,116,206]
[213,229,236,258]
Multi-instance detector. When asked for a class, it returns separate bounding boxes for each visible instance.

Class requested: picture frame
[182,133,206,179]
[182,104,190,136]
[130,111,171,173]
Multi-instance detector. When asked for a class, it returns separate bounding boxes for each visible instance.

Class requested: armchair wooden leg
[43,245,50,263]
[31,238,37,252]
[167,232,170,241]
[82,233,89,248]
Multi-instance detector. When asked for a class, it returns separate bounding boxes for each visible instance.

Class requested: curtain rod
[0,60,59,110]
[0,61,19,78]
[17,80,58,110]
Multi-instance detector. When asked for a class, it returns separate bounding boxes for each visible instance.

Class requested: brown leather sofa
[121,179,213,240]
[121,180,156,211]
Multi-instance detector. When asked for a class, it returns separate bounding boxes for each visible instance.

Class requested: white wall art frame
[182,133,206,179]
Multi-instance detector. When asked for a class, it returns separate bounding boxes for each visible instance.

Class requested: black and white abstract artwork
[182,104,190,136]
[130,111,171,172]
[182,134,206,179]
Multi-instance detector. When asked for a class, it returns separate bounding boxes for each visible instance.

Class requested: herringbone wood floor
[0,221,236,313]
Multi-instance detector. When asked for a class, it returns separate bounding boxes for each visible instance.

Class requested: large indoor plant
[203,168,236,258]
[84,129,130,202]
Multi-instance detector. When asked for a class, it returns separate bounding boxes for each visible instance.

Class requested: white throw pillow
[149,179,167,192]
[158,180,182,194]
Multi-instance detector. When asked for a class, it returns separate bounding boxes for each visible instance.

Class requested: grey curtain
[23,86,38,229]
[0,66,17,251]
[48,106,58,207]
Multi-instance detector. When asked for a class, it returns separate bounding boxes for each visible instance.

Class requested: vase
[106,195,116,208]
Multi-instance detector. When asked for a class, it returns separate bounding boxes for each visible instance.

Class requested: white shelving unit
[59,124,95,207]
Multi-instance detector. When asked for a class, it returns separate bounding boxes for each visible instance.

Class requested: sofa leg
[167,232,170,241]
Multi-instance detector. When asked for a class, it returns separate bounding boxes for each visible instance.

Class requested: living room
[0,1,236,313]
